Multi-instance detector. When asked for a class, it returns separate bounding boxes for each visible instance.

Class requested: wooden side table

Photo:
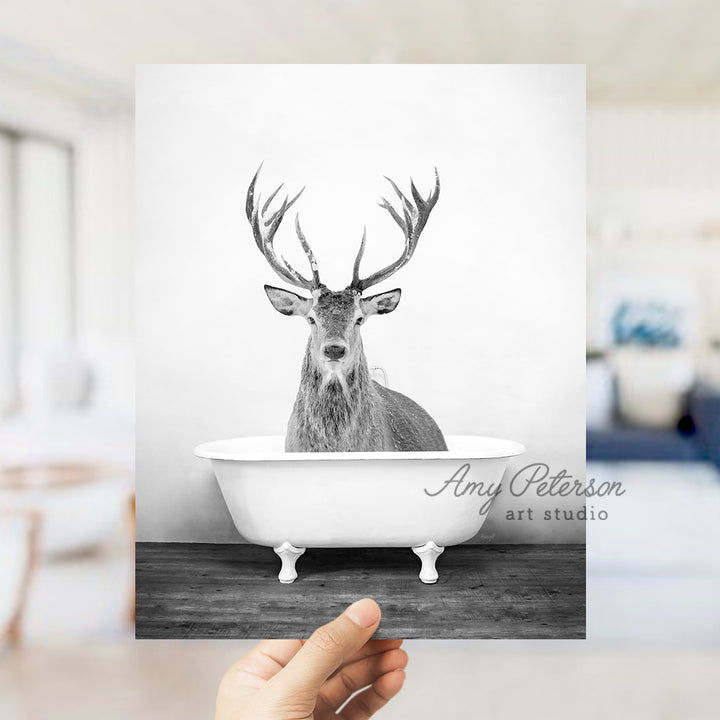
[0,509,41,648]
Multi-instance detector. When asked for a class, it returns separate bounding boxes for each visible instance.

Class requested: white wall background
[136,65,586,543]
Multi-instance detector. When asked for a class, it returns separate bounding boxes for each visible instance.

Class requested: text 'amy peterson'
[424,462,625,515]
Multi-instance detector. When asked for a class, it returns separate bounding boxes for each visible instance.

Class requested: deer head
[246,166,439,386]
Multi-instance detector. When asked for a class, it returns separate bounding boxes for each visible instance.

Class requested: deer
[246,166,447,453]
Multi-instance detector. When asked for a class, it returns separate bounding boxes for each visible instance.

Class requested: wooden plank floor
[136,543,585,639]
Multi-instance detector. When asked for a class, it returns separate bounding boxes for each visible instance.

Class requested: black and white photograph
[134,63,586,638]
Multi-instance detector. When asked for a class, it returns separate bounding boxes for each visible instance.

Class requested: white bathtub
[195,435,525,583]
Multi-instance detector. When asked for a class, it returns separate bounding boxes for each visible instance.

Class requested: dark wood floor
[136,543,585,640]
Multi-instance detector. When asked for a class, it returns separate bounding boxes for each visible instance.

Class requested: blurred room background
[586,105,720,643]
[0,27,135,648]
[1,1,719,718]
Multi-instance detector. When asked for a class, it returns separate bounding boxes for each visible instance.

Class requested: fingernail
[344,598,380,628]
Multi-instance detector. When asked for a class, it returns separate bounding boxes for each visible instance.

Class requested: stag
[246,166,447,452]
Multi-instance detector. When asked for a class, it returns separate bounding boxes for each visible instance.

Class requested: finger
[339,669,406,720]
[298,637,402,651]
[293,637,402,676]
[318,648,408,712]
[269,598,381,698]
[253,639,305,669]
[224,640,303,688]
[216,640,304,720]
[331,638,404,675]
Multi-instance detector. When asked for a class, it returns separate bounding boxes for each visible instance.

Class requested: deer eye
[308,317,316,325]
[355,317,364,325]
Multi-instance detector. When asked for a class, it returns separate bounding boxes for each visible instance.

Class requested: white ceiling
[0,0,719,105]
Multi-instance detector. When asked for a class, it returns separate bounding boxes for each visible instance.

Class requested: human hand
[215,598,407,719]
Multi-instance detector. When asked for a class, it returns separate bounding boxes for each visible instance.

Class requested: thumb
[269,598,381,699]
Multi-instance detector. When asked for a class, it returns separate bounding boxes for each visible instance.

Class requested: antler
[246,165,322,291]
[349,169,440,293]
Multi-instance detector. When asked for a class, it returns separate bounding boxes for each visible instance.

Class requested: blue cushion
[587,427,704,462]
[689,384,720,466]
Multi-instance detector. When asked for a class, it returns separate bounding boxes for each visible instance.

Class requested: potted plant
[611,301,694,428]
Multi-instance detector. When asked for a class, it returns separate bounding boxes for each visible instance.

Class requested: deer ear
[361,288,402,317]
[264,285,311,316]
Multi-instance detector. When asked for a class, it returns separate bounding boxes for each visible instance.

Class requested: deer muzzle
[322,343,347,361]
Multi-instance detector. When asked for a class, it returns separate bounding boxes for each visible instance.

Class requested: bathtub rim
[194,434,526,462]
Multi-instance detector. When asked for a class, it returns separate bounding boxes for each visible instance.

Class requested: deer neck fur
[286,339,386,451]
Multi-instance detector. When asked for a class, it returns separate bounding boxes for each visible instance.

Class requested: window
[0,127,75,415]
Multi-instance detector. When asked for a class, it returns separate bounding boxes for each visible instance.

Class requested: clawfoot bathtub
[195,435,525,584]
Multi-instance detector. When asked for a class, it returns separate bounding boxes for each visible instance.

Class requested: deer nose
[323,343,347,361]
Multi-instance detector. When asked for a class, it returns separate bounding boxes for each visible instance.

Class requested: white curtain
[0,133,15,414]
[16,138,74,355]
[0,132,74,416]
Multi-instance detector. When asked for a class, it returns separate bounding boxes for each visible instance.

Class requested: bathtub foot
[274,542,305,584]
[412,541,444,584]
